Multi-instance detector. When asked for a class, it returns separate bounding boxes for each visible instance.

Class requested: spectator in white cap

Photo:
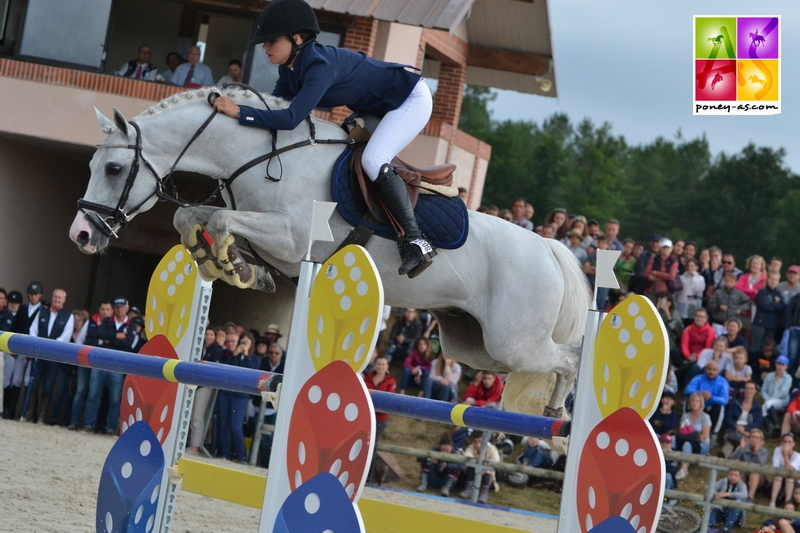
[643,238,679,300]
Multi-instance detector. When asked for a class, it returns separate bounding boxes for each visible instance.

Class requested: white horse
[68,88,589,420]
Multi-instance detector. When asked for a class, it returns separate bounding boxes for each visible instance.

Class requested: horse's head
[69,107,161,253]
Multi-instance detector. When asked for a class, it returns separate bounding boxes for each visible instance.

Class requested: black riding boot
[374,164,437,277]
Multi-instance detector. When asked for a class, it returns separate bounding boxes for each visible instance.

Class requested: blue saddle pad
[331,147,469,249]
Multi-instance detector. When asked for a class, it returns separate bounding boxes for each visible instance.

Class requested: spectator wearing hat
[1,290,22,418]
[659,434,679,492]
[115,44,159,81]
[264,324,286,364]
[84,297,134,435]
[643,238,679,300]
[130,316,147,353]
[731,428,769,502]
[25,289,74,424]
[770,432,800,509]
[649,390,678,436]
[761,355,792,437]
[10,283,45,418]
[752,271,786,359]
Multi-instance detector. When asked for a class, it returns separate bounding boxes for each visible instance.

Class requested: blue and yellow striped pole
[0,331,569,439]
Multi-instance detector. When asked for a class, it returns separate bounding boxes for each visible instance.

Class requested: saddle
[349,141,457,229]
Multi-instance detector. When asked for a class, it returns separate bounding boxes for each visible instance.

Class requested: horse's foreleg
[205,210,298,293]
[174,207,226,282]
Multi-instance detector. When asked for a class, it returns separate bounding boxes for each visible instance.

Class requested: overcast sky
[487,1,800,172]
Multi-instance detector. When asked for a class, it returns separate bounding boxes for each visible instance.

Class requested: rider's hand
[214,96,241,119]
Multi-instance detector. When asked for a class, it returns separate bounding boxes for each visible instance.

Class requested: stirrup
[399,238,437,278]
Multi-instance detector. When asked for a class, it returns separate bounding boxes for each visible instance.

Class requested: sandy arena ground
[0,418,555,532]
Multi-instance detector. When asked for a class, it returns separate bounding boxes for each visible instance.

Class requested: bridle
[77,84,357,239]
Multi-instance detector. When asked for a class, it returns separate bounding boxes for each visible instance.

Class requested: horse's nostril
[77,231,90,246]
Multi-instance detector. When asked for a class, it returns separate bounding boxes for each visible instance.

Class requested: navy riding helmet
[249,0,320,64]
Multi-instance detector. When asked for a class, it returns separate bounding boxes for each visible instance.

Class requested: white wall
[373,21,422,66]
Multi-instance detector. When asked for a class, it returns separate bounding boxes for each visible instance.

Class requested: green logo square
[695,17,737,59]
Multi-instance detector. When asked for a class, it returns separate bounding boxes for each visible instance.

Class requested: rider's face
[263,35,295,65]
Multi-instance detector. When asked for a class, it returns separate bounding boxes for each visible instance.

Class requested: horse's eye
[105,162,123,176]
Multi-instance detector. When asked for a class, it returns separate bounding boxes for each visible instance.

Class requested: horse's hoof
[253,267,276,293]
[543,406,564,419]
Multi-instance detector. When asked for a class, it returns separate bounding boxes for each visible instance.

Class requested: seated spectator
[566,230,587,264]
[655,293,684,370]
[643,238,679,300]
[218,332,259,463]
[385,308,422,363]
[649,390,678,436]
[724,318,750,352]
[687,337,733,386]
[363,355,396,443]
[784,293,800,377]
[463,371,504,408]
[753,271,787,358]
[660,434,679,492]
[725,346,753,397]
[664,364,678,395]
[520,437,555,474]
[675,392,713,480]
[171,46,214,88]
[424,353,461,402]
[679,308,715,384]
[685,360,730,436]
[708,468,747,532]
[416,435,464,496]
[753,338,779,385]
[161,51,184,84]
[460,433,499,503]
[781,393,800,436]
[115,45,158,81]
[217,59,243,87]
[762,356,792,437]
[399,337,434,395]
[720,381,763,457]
[770,432,800,508]
[759,493,800,532]
[708,273,751,333]
[730,429,769,502]
[676,258,705,325]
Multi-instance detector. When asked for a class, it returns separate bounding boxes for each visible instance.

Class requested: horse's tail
[545,238,590,344]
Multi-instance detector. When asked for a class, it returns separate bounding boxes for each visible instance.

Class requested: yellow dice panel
[146,245,198,347]
[593,295,668,420]
[307,245,383,374]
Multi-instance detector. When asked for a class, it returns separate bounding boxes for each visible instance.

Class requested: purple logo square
[738,17,779,59]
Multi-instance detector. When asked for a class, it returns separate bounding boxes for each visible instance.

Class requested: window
[17,0,113,70]
[0,0,10,43]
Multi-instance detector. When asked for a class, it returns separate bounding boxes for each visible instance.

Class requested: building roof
[306,0,474,32]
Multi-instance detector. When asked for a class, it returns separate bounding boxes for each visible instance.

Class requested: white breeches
[361,79,433,181]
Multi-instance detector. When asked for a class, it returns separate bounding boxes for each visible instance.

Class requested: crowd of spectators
[113,43,242,89]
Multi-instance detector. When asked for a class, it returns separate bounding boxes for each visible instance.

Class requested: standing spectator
[681,308,715,367]
[761,356,792,437]
[753,271,786,354]
[187,327,224,454]
[643,238,679,299]
[655,293,684,370]
[736,255,767,341]
[385,308,422,363]
[49,309,88,426]
[708,274,752,332]
[171,46,214,88]
[83,297,134,435]
[648,390,678,436]
[584,235,610,308]
[1,291,21,418]
[363,355,396,444]
[216,59,243,87]
[684,360,730,434]
[770,257,784,274]
[721,253,745,283]
[26,289,74,424]
[511,199,533,230]
[682,241,698,266]
[702,246,722,305]
[424,353,461,402]
[218,332,259,462]
[539,224,555,238]
[399,337,434,395]
[161,51,184,83]
[604,219,623,252]
[719,381,763,457]
[770,432,800,509]
[0,288,6,312]
[676,259,705,325]
[675,392,713,480]
[261,342,284,374]
[543,208,567,237]
[416,435,464,496]
[572,216,594,251]
[778,266,800,305]
[671,239,685,266]
[631,234,662,294]
[708,468,747,532]
[10,282,44,419]
[731,429,769,502]
[69,301,112,430]
[460,433,500,503]
[784,293,800,377]
[115,45,158,81]
[498,209,513,223]
[615,238,637,292]
[463,371,503,408]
